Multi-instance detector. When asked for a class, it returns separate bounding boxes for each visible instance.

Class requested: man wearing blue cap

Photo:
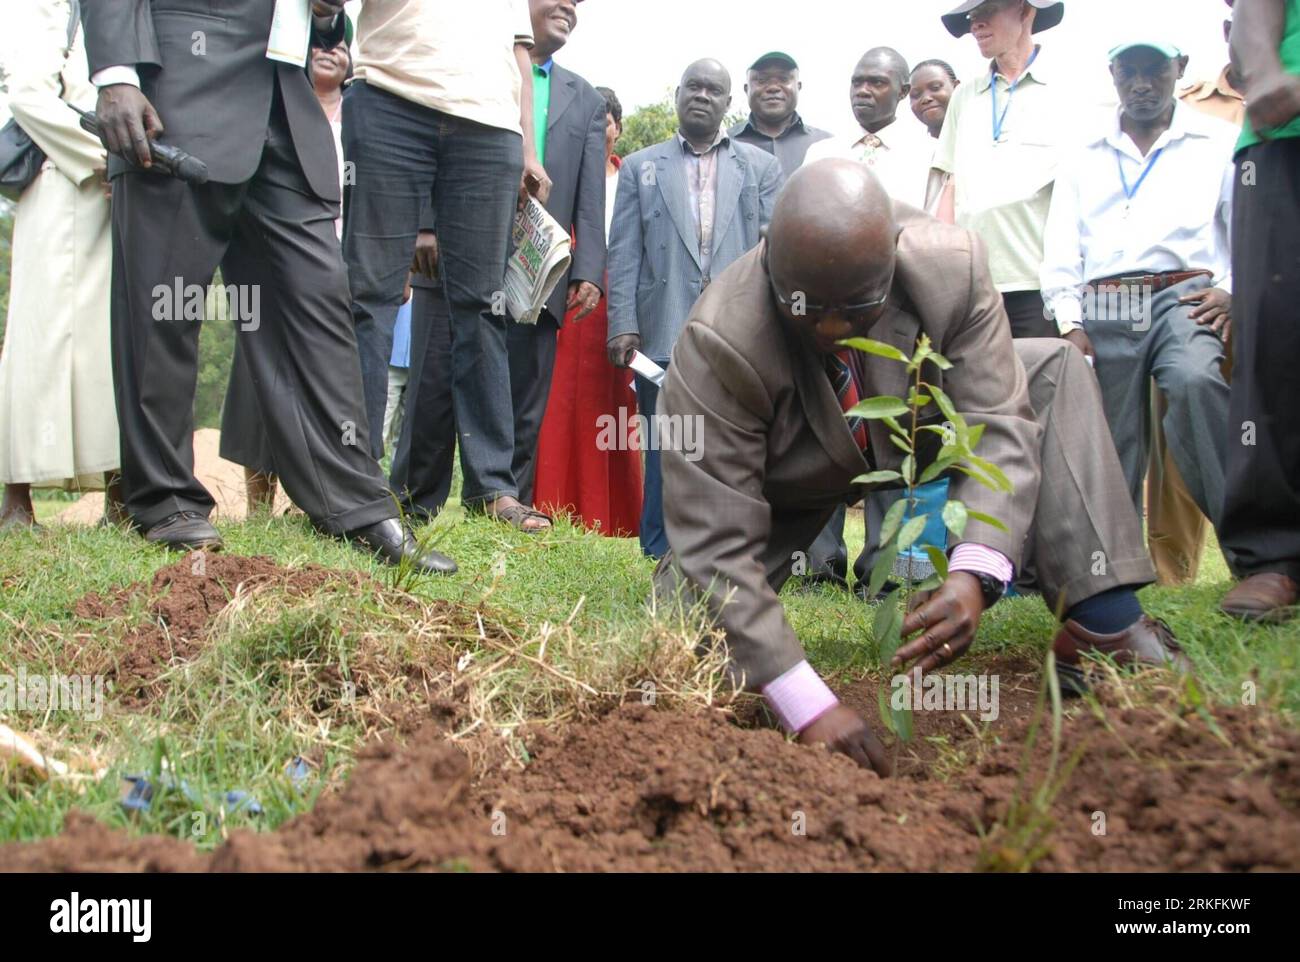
[1041,41,1236,570]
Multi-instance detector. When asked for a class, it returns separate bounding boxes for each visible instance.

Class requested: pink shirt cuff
[762,660,839,734]
[949,543,1014,585]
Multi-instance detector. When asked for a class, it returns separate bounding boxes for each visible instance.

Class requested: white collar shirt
[803,115,933,208]
[1041,102,1238,330]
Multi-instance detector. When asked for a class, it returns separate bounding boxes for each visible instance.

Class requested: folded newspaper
[504,196,572,324]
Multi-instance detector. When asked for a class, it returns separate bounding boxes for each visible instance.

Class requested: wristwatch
[968,571,1006,610]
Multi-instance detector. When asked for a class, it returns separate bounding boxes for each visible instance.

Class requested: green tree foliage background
[615,90,747,157]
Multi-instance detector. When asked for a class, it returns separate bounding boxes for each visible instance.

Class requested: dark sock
[1065,585,1144,635]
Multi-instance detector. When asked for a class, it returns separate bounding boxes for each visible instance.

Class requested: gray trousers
[1088,276,1229,528]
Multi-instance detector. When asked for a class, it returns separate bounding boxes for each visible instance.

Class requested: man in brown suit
[654,161,1187,773]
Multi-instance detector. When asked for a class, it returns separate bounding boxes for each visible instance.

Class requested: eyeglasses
[967,0,1022,22]
[767,264,894,319]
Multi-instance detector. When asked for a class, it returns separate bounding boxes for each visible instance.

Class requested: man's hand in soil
[799,705,892,776]
[95,84,163,168]
[892,571,984,673]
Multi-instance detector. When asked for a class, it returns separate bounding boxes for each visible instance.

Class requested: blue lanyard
[1116,146,1165,204]
[990,46,1040,143]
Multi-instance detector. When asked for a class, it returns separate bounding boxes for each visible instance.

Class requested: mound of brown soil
[5,676,1298,872]
[0,812,202,872]
[65,554,365,707]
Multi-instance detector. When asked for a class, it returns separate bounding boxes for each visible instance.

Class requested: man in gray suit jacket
[507,0,608,511]
[655,162,1188,774]
[606,58,785,558]
[82,0,453,573]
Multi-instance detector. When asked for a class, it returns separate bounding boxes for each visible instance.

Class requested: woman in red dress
[533,88,641,537]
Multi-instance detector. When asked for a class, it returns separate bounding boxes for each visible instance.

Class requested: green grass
[0,501,1295,847]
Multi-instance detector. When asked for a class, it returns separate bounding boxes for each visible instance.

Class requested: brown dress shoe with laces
[1220,573,1299,624]
[1052,615,1191,695]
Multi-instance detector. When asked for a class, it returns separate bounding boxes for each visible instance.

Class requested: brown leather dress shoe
[1220,573,1299,624]
[1052,615,1191,695]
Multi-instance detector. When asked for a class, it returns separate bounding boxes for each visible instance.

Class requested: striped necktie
[828,350,869,456]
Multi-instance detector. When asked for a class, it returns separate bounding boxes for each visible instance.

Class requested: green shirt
[532,61,552,164]
[1238,0,1300,150]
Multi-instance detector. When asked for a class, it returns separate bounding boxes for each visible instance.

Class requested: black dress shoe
[346,518,457,575]
[143,511,223,551]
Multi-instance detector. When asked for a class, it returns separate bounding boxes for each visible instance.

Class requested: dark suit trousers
[109,81,393,534]
[507,309,560,506]
[1001,290,1056,339]
[636,370,669,559]
[219,341,276,477]
[1219,138,1300,581]
[389,280,456,520]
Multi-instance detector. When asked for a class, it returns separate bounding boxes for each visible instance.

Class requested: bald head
[859,47,910,85]
[676,58,733,142]
[767,160,898,353]
[850,46,911,132]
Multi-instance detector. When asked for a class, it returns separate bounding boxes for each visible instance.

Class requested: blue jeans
[636,369,669,560]
[342,81,523,504]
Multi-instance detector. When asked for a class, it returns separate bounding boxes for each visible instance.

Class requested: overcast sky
[555,0,1236,138]
[0,1,1236,137]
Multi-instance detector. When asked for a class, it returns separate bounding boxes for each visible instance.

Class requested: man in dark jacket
[82,0,453,573]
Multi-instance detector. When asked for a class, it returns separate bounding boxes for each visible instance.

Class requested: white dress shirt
[803,114,933,208]
[1041,103,1237,333]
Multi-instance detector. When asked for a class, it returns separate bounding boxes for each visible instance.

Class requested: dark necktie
[828,350,869,456]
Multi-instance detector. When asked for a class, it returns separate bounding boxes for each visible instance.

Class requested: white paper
[266,0,313,67]
[629,351,666,387]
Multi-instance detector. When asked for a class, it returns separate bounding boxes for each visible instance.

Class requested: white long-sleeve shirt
[1041,103,1237,333]
[803,115,933,208]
